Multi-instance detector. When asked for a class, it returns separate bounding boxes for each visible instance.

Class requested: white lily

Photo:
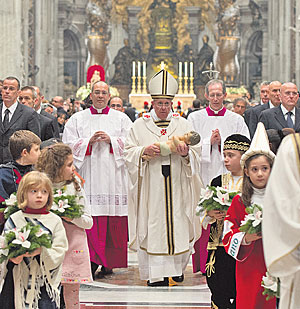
[12,228,31,248]
[247,207,262,227]
[36,228,49,237]
[53,189,63,198]
[262,274,278,292]
[5,194,17,206]
[199,187,214,204]
[52,199,70,213]
[213,189,230,206]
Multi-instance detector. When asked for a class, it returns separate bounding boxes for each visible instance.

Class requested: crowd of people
[0,71,299,309]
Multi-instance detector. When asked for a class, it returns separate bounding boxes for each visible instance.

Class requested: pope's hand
[176,143,189,157]
[89,131,111,145]
[143,144,160,159]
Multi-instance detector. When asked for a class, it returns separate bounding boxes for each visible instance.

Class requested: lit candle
[143,61,146,77]
[179,62,182,77]
[184,62,188,77]
[138,61,141,77]
[132,61,136,77]
[190,62,193,77]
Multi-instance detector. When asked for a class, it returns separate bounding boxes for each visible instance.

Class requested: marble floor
[79,250,211,308]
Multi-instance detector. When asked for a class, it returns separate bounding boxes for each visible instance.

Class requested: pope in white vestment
[188,80,250,186]
[263,133,300,309]
[124,70,202,285]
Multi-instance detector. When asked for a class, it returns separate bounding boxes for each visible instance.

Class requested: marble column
[0,1,25,80]
[127,6,141,49]
[185,7,201,54]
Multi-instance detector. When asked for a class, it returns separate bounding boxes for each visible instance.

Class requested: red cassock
[223,195,276,309]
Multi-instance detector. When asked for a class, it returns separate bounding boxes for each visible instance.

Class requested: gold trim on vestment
[139,246,190,256]
[292,134,300,173]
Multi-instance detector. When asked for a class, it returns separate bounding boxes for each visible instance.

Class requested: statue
[142,131,201,161]
[214,0,240,84]
[111,39,135,85]
[195,35,214,85]
[86,1,112,70]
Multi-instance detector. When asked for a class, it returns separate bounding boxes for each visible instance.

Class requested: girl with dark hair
[223,123,276,309]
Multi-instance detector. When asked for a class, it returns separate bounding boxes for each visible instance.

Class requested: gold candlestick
[178,77,183,94]
[142,76,147,93]
[189,77,194,95]
[131,76,136,94]
[137,76,142,94]
[184,76,188,94]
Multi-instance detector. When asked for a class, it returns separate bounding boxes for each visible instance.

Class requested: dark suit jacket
[0,103,40,163]
[259,105,300,132]
[38,113,55,141]
[248,103,270,138]
[40,110,60,138]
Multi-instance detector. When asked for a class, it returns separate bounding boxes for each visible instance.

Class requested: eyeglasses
[111,104,122,108]
[208,93,223,99]
[284,91,298,97]
[156,102,171,107]
[94,91,108,96]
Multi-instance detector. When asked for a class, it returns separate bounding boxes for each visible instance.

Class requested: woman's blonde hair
[17,171,53,211]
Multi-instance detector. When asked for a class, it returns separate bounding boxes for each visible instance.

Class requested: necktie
[286,111,294,128]
[2,109,10,129]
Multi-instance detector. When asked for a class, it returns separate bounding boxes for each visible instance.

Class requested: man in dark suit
[244,82,269,133]
[248,81,280,138]
[33,86,60,138]
[259,82,300,132]
[19,86,55,141]
[0,76,40,163]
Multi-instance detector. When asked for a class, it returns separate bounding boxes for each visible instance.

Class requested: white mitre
[148,69,178,100]
[240,122,275,168]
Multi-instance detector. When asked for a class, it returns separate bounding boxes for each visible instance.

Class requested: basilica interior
[1,0,300,107]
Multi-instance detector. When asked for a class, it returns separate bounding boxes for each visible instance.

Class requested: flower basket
[0,222,52,263]
[239,204,262,234]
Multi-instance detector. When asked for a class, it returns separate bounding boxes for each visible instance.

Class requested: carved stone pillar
[185,7,201,55]
[127,6,141,49]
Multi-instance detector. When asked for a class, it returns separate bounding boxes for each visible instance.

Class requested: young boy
[201,134,250,309]
[0,130,41,230]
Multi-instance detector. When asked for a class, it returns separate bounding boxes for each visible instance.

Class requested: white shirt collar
[2,101,18,118]
[150,109,173,121]
[281,104,296,115]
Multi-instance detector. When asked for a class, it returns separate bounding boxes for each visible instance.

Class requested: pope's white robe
[62,108,132,216]
[124,113,203,280]
[263,134,300,309]
[188,109,250,186]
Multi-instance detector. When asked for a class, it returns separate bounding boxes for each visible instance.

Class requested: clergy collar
[90,105,110,114]
[206,105,226,116]
[150,109,173,121]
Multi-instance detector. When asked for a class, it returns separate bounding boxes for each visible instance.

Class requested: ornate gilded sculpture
[214,0,240,84]
[86,0,111,69]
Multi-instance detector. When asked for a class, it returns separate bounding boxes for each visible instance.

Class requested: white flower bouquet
[196,186,238,214]
[0,193,20,219]
[51,188,84,219]
[0,222,52,263]
[239,204,262,234]
[262,272,280,300]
